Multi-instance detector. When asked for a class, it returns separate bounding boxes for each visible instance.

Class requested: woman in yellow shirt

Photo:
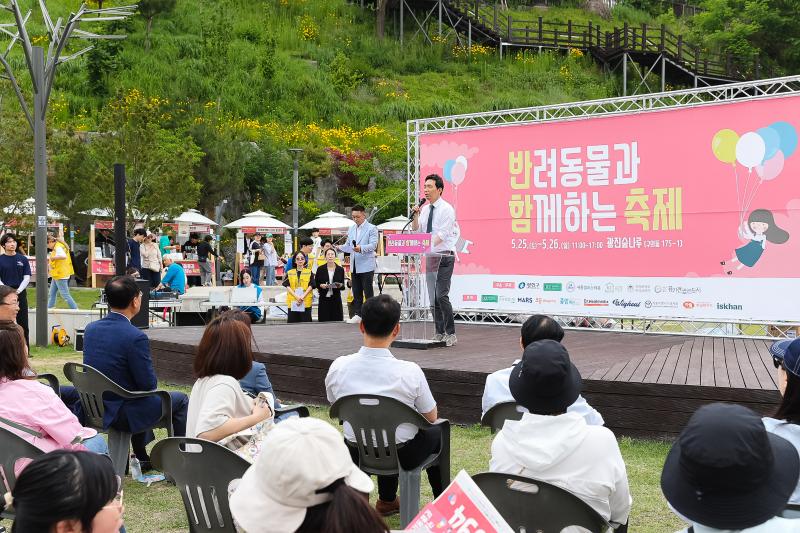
[281,251,315,323]
[46,234,77,309]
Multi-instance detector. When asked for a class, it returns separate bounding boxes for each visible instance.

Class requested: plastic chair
[480,401,527,433]
[36,373,60,397]
[151,437,250,533]
[471,472,612,533]
[329,394,451,528]
[274,404,310,418]
[0,423,44,520]
[63,362,173,476]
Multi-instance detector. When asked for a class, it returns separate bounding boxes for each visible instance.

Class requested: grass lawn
[25,345,686,532]
[25,287,101,310]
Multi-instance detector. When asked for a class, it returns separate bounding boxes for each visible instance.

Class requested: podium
[385,233,446,349]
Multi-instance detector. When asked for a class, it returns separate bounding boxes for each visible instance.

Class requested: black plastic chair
[274,404,310,418]
[329,394,451,528]
[63,362,173,476]
[36,373,60,397]
[472,472,613,533]
[0,422,45,520]
[480,401,527,433]
[151,437,250,533]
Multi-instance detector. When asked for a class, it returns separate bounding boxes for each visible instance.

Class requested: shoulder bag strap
[0,414,44,438]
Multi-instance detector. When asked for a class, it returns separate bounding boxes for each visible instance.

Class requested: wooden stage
[148,323,781,439]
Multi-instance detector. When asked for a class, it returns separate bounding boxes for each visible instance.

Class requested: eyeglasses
[103,475,124,510]
[0,300,19,307]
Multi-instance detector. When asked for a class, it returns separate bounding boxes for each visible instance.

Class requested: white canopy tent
[174,209,217,226]
[224,210,291,232]
[299,210,355,234]
[376,215,411,232]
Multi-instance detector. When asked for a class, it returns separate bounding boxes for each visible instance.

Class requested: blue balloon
[770,121,798,158]
[443,159,455,182]
[757,126,781,162]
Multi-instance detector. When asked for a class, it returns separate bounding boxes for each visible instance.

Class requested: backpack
[51,324,71,347]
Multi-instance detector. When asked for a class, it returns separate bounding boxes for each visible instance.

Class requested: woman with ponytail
[2,450,124,533]
[230,417,388,533]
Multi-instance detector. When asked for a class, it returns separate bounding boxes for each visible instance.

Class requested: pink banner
[385,233,432,254]
[418,95,800,321]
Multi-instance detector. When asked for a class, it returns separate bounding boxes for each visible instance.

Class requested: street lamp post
[214,199,228,285]
[288,148,303,253]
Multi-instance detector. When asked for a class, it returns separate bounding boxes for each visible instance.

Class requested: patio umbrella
[174,209,217,226]
[225,211,291,233]
[299,210,355,233]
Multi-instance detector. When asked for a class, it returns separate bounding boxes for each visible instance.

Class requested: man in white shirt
[325,294,444,516]
[490,340,631,528]
[482,314,604,425]
[411,174,458,346]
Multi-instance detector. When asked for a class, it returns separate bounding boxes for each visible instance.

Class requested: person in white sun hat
[229,417,389,533]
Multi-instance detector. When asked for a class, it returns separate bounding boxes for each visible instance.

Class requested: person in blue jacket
[156,256,186,294]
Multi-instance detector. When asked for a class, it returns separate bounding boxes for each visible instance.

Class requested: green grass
[25,287,101,310]
[26,345,686,532]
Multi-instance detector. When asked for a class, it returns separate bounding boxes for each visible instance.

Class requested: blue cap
[770,339,800,377]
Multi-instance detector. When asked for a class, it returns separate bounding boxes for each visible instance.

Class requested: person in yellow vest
[46,234,77,309]
[282,251,315,323]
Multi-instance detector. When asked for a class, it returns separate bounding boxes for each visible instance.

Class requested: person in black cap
[489,339,631,528]
[763,338,800,507]
[661,402,800,532]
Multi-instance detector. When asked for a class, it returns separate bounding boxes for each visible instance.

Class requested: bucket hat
[509,339,582,415]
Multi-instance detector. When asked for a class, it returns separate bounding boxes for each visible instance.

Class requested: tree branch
[9,2,36,94]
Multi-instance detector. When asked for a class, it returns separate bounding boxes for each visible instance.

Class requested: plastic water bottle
[129,455,143,481]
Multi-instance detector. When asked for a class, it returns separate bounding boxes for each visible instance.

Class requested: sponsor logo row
[493,281,703,295]
[463,294,742,311]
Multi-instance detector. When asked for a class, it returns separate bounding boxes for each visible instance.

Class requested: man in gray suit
[345,205,378,324]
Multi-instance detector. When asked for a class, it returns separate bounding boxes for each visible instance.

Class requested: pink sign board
[385,233,432,254]
[418,94,800,321]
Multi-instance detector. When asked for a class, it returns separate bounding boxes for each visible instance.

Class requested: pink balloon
[756,149,785,181]
[451,162,466,186]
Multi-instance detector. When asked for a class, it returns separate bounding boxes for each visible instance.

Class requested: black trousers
[425,255,455,335]
[348,425,444,502]
[16,287,29,346]
[351,270,374,317]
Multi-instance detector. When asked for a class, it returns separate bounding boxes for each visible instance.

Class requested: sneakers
[444,333,458,347]
[346,315,362,324]
[433,333,444,342]
[375,497,400,516]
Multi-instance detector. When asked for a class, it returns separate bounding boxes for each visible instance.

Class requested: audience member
[186,313,274,450]
[662,402,800,532]
[1,450,124,533]
[262,234,279,286]
[285,237,313,272]
[0,285,20,322]
[139,232,162,288]
[481,314,604,425]
[764,338,800,505]
[325,294,443,516]
[236,269,264,323]
[315,248,345,322]
[46,234,78,310]
[248,233,264,285]
[156,256,186,295]
[230,417,387,533]
[127,228,146,275]
[83,276,188,471]
[0,233,31,345]
[223,310,280,402]
[197,234,218,287]
[282,251,314,323]
[490,339,631,527]
[0,322,108,465]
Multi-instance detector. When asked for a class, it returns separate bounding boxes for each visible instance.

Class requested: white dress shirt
[325,346,437,443]
[418,197,458,253]
[482,360,605,426]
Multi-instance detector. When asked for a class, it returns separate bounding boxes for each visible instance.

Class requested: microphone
[418,197,427,207]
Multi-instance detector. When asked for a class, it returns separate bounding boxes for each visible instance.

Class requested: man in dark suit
[83,275,189,470]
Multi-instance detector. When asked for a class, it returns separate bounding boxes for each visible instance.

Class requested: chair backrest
[481,401,527,433]
[329,394,432,475]
[63,362,126,431]
[472,472,611,533]
[36,373,60,397]
[151,438,250,533]
[0,425,44,508]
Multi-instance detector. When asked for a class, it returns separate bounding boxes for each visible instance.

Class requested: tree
[0,112,33,216]
[138,0,177,50]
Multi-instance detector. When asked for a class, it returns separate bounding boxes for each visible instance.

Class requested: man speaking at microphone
[412,174,458,347]
[345,205,379,324]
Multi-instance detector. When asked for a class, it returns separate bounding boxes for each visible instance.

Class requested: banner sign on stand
[418,95,800,321]
[91,258,115,275]
[386,233,432,254]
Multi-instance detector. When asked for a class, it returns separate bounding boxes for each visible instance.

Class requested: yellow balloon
[712,129,739,165]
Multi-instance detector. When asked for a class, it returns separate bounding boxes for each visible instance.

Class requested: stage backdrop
[418,94,800,322]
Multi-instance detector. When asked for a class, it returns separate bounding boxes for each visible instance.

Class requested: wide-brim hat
[661,403,799,529]
[229,417,373,533]
[509,339,582,414]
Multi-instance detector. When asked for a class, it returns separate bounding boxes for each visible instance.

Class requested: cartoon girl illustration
[721,209,789,274]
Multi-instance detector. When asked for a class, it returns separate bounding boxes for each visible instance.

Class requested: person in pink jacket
[0,321,107,474]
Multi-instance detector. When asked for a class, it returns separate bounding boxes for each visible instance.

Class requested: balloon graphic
[770,121,798,158]
[455,155,468,170]
[756,126,781,162]
[450,162,466,186]
[756,149,785,181]
[711,129,739,164]
[735,132,766,170]
[443,159,455,182]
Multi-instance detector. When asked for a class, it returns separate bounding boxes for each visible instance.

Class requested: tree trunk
[376,0,387,40]
[145,16,154,50]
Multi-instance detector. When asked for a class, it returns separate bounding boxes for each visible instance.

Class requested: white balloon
[735,132,766,170]
[455,155,468,171]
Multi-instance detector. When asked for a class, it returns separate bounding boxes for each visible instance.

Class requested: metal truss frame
[406,75,800,339]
